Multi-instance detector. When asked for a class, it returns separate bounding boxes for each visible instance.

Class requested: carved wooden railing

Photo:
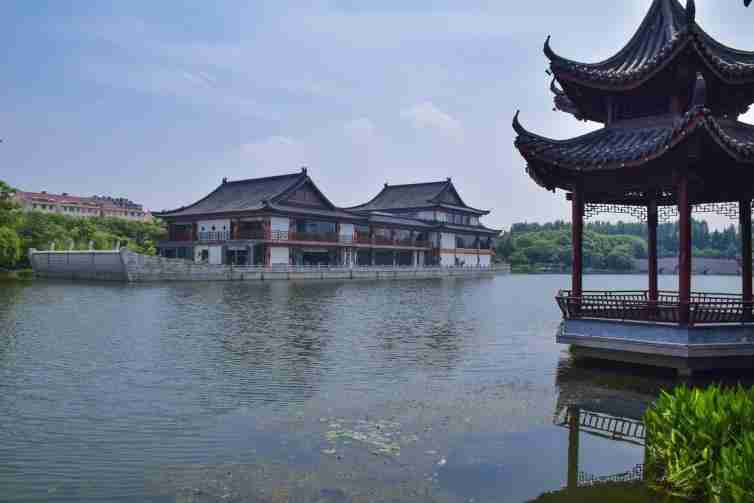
[556,290,754,326]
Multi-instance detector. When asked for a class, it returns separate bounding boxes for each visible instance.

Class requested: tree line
[0,180,166,270]
[496,219,745,272]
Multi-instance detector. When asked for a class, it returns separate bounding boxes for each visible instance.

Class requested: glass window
[296,220,336,234]
[394,229,411,241]
[455,234,477,249]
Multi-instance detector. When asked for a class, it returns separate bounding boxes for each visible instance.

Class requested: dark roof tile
[157,173,304,217]
[514,107,754,177]
[348,182,450,211]
[547,0,754,89]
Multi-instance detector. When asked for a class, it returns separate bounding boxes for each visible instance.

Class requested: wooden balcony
[235,229,266,240]
[198,230,230,242]
[556,290,754,326]
[177,229,432,248]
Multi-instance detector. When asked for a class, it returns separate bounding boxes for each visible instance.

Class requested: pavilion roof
[514,107,754,192]
[546,0,754,120]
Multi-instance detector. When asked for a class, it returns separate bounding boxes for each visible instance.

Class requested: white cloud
[400,102,463,140]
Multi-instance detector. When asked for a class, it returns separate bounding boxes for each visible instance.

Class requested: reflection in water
[2,275,751,502]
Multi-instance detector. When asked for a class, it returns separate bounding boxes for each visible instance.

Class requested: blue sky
[2,1,753,230]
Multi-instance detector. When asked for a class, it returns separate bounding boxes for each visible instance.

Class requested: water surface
[0,274,748,502]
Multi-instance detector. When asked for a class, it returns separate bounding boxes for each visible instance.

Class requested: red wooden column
[571,187,584,298]
[677,174,692,326]
[647,195,659,302]
[740,199,752,321]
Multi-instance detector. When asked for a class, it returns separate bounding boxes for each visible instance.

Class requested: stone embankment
[29,249,510,282]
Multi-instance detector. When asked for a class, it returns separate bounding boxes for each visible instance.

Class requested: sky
[2,0,753,231]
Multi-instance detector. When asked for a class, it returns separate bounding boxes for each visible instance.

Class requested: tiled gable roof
[156,172,304,217]
[348,181,449,211]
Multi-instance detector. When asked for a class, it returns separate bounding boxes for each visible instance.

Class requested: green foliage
[644,385,754,502]
[716,431,754,503]
[0,180,22,228]
[499,218,751,271]
[0,227,22,269]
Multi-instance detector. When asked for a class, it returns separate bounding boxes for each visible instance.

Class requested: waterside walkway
[29,249,509,283]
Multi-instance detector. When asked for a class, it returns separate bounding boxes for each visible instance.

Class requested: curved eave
[513,109,754,190]
[544,0,690,91]
[690,29,754,84]
[551,79,586,120]
[546,0,754,92]
[547,35,690,92]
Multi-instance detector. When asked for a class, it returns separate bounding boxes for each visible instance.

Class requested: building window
[455,234,477,249]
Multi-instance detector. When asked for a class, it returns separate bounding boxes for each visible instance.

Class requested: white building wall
[339,223,354,239]
[440,253,456,267]
[198,219,230,238]
[270,246,289,265]
[208,245,223,265]
[440,233,455,250]
[439,233,456,266]
[456,252,477,267]
[479,255,491,267]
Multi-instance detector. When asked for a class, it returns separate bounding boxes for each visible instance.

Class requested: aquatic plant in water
[644,385,754,502]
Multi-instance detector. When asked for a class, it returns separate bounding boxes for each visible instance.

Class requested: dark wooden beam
[572,187,584,298]
[567,406,580,492]
[678,173,692,326]
[648,195,659,302]
[740,200,752,321]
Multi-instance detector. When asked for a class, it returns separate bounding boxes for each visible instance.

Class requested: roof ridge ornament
[512,110,526,135]
[686,0,696,24]
[543,35,556,60]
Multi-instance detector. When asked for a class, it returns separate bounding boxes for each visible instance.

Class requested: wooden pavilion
[513,0,754,375]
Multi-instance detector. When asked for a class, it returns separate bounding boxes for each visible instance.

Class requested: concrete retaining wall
[30,249,510,282]
[30,249,128,281]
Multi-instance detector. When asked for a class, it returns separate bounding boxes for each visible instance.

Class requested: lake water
[0,274,750,502]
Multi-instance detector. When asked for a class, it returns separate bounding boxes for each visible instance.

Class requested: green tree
[71,219,97,248]
[16,212,71,252]
[0,226,22,269]
[0,180,21,229]
[605,245,635,271]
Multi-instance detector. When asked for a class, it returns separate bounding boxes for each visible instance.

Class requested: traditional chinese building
[154,168,498,267]
[514,0,754,374]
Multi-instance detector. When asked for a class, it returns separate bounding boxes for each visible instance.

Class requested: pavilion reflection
[539,356,657,501]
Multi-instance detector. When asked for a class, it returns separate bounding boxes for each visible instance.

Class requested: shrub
[644,385,754,502]
[0,226,22,269]
[716,431,754,503]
